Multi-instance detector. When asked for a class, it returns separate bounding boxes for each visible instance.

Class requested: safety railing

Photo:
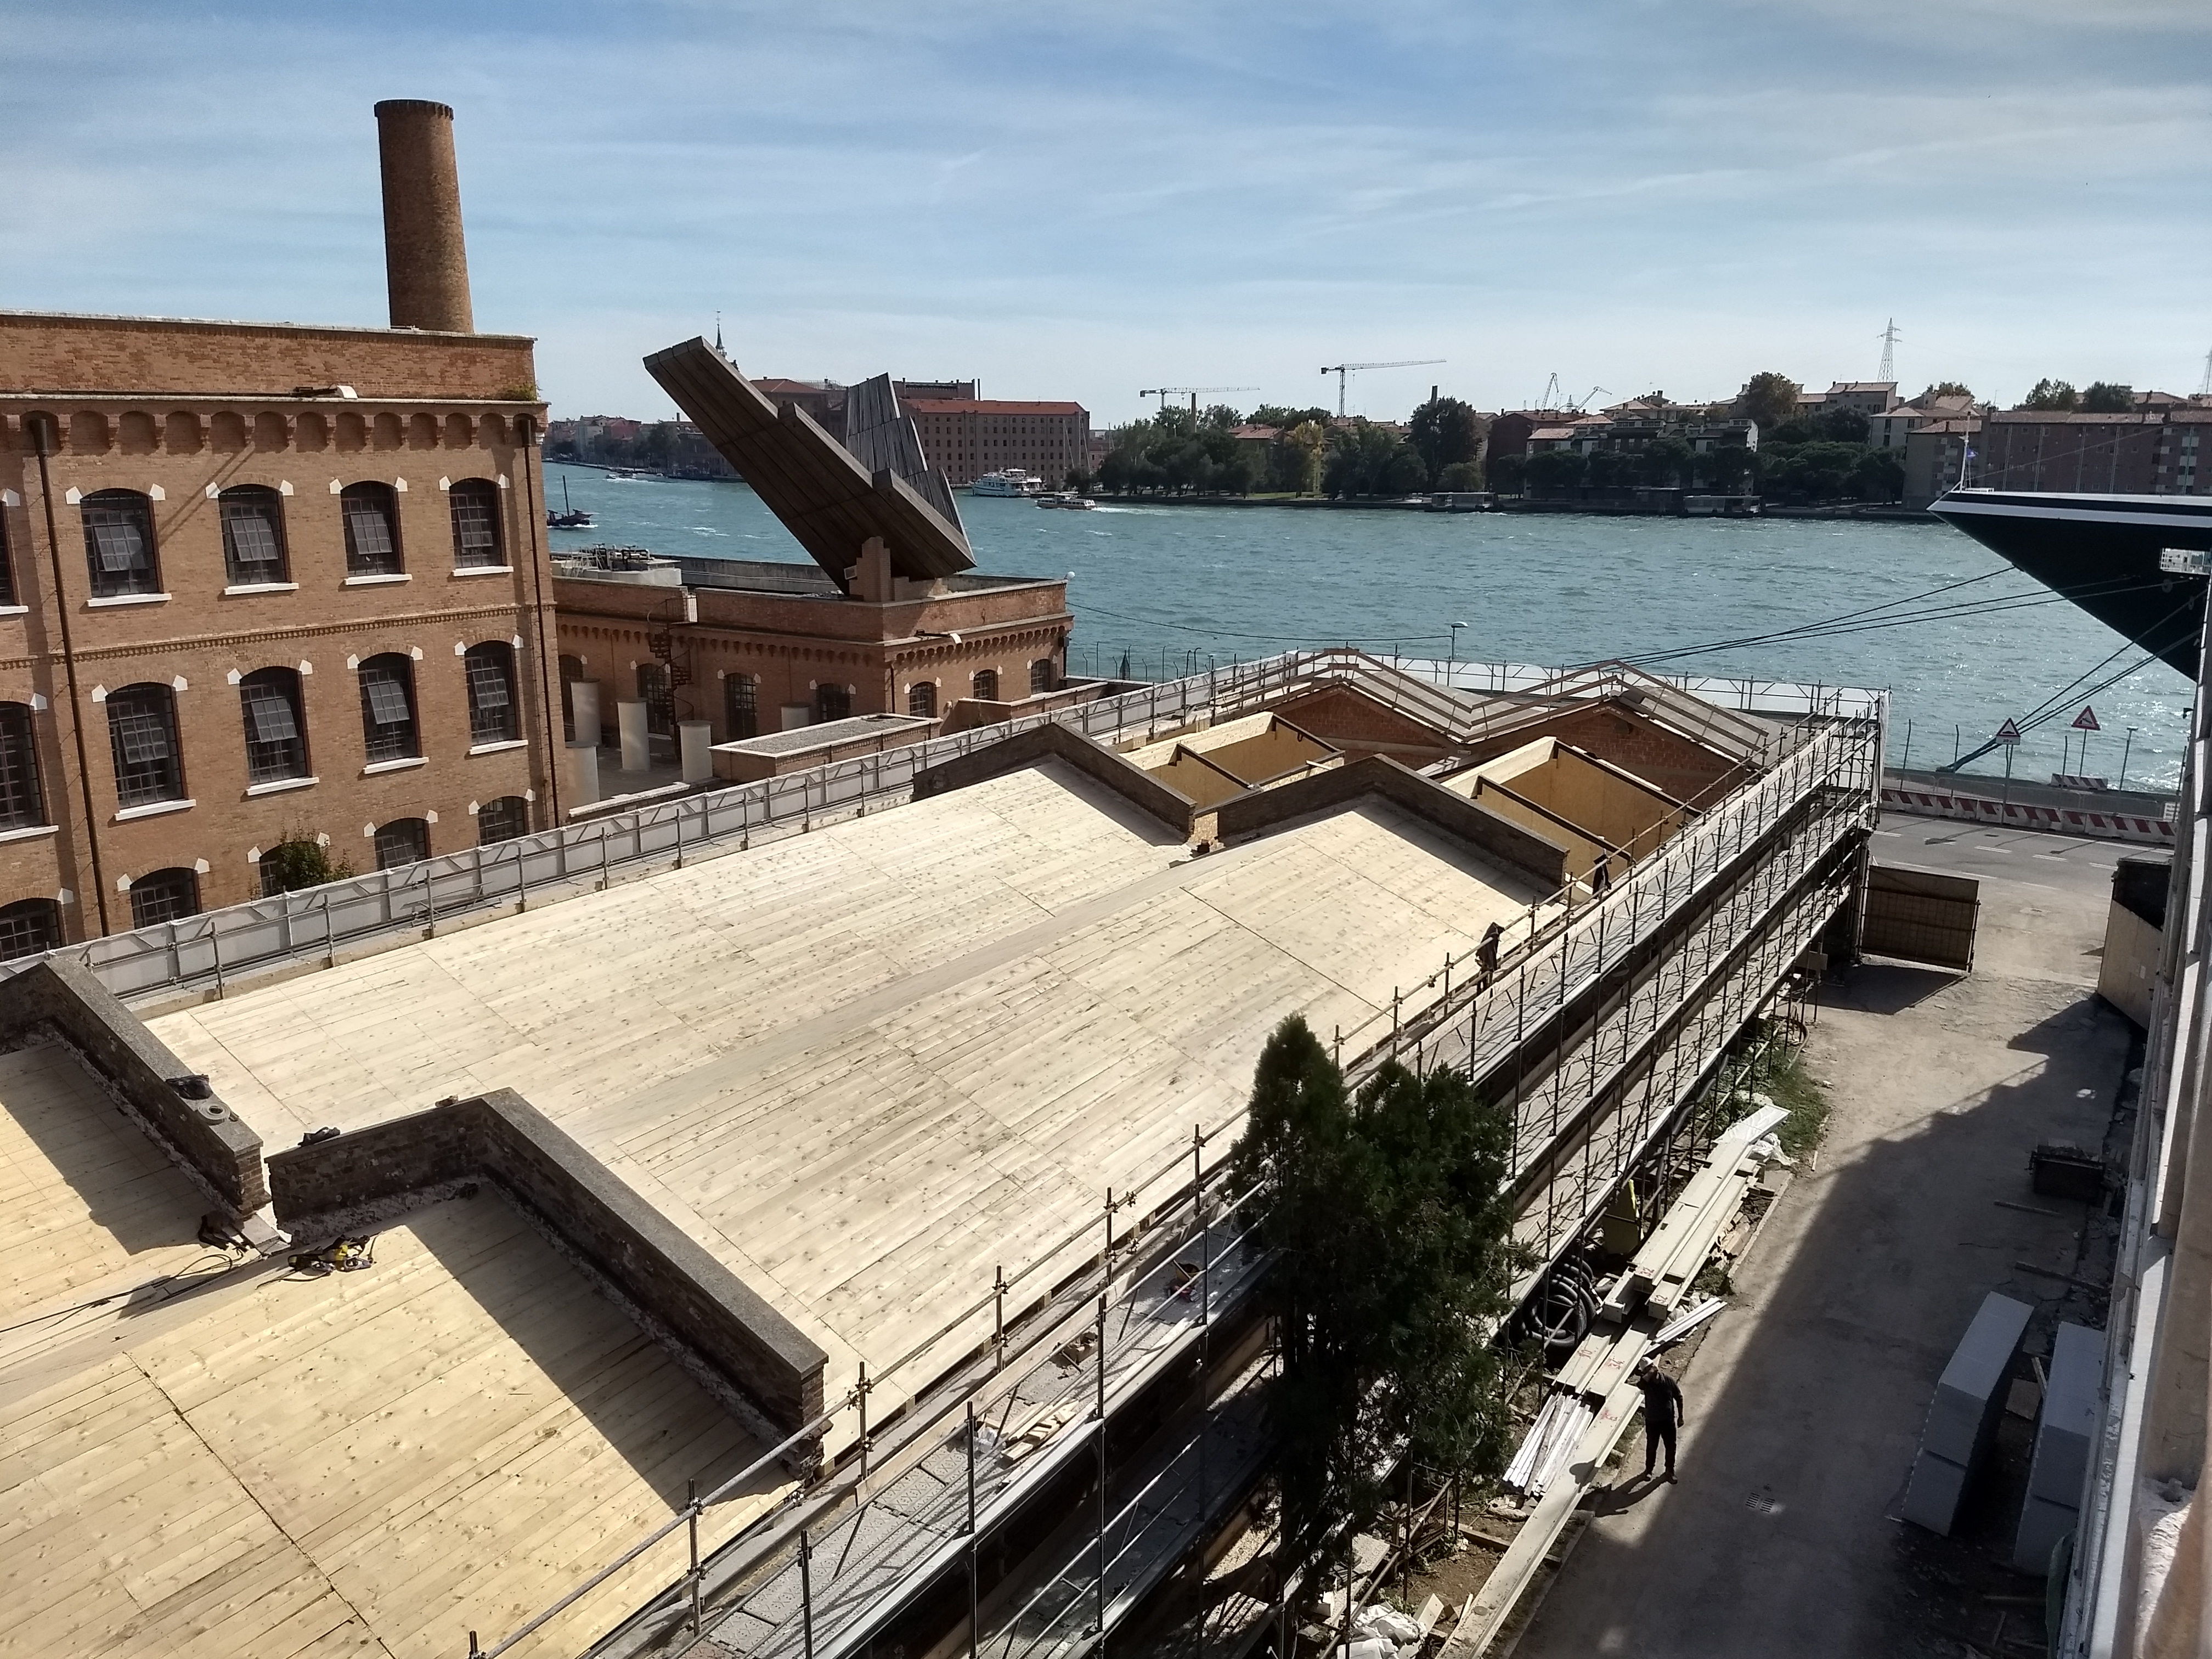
[470,1109,1262,1659]
[9,648,1881,1007]
[1338,716,1880,1091]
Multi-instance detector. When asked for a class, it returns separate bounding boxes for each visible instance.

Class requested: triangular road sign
[1995,718,2024,745]
[2073,706,2101,732]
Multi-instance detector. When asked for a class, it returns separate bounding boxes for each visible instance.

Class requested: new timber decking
[0,1039,218,1332]
[0,1196,781,1659]
[149,760,1558,1403]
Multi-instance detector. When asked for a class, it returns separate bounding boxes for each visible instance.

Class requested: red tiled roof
[905,399,1086,415]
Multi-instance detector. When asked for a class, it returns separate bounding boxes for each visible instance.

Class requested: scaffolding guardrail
[5,648,1879,1007]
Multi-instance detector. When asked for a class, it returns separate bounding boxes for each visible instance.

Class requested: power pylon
[1877,319,1900,383]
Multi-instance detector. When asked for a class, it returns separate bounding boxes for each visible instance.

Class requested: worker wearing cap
[1637,1359,1685,1482]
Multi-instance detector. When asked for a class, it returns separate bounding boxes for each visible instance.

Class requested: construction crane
[1568,386,1611,413]
[1137,386,1260,414]
[1319,359,1444,419]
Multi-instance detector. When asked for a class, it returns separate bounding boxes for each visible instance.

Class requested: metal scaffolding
[447,672,1882,1659]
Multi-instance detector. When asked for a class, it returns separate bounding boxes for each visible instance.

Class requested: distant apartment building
[0,101,557,958]
[1870,392,1977,451]
[1798,380,1900,420]
[907,398,1092,488]
[1903,417,1981,507]
[1972,411,2171,495]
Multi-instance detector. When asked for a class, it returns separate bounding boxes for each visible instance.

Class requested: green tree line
[1097,396,1488,498]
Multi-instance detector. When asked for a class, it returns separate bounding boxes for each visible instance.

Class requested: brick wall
[269,1088,827,1438]
[0,387,559,942]
[1,956,268,1215]
[1,312,538,401]
[555,573,1070,739]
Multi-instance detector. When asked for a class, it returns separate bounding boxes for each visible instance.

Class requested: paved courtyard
[1518,820,2137,1657]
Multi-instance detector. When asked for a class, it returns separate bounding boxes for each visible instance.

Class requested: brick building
[905,398,1091,488]
[0,100,558,959]
[1903,416,1981,507]
[553,551,1076,748]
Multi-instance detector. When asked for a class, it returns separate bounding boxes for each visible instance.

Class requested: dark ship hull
[1927,490,2212,676]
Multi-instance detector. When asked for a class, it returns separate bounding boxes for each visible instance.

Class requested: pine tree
[1232,1016,1523,1585]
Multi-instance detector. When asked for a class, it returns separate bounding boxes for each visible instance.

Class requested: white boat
[1060,495,1096,510]
[970,469,1046,498]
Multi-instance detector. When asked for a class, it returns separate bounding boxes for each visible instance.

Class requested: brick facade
[905,399,1091,488]
[0,313,558,954]
[554,564,1073,742]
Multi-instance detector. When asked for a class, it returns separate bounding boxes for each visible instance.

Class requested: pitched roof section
[643,337,975,586]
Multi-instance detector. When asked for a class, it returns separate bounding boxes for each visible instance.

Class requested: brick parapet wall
[268,1088,828,1442]
[0,956,267,1214]
[0,311,538,402]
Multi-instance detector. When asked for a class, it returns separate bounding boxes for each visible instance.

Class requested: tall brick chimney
[374,99,473,333]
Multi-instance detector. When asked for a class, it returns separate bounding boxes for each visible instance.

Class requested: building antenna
[2199,346,2211,398]
[1877,318,1900,383]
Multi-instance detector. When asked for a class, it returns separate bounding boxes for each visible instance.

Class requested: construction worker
[1476,921,1503,981]
[1637,1359,1684,1482]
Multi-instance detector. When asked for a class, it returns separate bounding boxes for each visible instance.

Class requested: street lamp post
[1449,620,1468,672]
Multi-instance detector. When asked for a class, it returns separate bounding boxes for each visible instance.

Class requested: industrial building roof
[148,759,1560,1400]
[0,1041,777,1659]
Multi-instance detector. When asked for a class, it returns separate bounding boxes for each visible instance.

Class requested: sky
[4,1,2208,427]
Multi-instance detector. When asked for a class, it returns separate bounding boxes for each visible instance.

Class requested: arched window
[1029,658,1057,696]
[815,683,851,721]
[724,675,757,740]
[477,795,529,844]
[907,681,937,718]
[106,684,184,807]
[464,642,520,743]
[374,817,431,870]
[0,702,44,829]
[971,668,998,702]
[357,654,420,762]
[128,868,200,928]
[449,479,504,568]
[341,482,403,576]
[81,490,160,597]
[0,898,61,961]
[219,486,290,585]
[238,668,309,783]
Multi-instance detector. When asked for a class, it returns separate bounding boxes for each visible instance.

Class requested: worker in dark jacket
[1637,1359,1685,1482]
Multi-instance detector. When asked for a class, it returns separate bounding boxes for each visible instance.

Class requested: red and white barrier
[1881,786,2174,845]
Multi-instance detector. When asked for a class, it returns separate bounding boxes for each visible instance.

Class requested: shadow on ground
[1514,962,2129,1659]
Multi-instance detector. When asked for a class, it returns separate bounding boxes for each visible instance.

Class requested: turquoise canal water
[547,463,2192,791]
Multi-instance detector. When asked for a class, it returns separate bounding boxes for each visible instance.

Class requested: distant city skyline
[4,1,2207,425]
